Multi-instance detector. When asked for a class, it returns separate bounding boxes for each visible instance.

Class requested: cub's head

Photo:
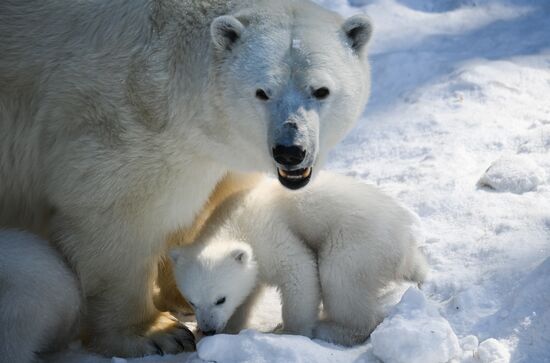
[208,1,372,189]
[170,240,257,335]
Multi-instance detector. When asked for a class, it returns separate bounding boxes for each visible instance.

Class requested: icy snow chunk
[476,338,510,363]
[371,288,461,363]
[196,329,369,363]
[478,155,546,194]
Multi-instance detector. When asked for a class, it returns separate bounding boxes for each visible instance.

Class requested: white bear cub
[170,172,427,345]
[0,230,81,363]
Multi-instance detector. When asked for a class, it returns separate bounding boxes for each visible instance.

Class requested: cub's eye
[255,89,269,101]
[189,301,196,308]
[215,297,226,306]
[312,87,330,100]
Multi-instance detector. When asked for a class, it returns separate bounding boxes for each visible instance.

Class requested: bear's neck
[156,3,257,166]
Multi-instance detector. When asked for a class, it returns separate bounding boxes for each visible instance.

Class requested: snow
[370,288,462,363]
[51,0,550,362]
[477,339,511,363]
[194,330,370,363]
[478,155,546,194]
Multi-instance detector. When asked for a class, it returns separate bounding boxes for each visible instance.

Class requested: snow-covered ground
[53,0,550,362]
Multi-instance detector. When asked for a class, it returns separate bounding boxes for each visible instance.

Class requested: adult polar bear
[0,0,372,359]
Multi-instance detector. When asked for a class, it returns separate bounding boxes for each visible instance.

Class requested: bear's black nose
[272,145,306,167]
[202,330,216,336]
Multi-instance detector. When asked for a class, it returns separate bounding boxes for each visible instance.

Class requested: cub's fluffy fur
[171,173,427,345]
[0,230,80,363]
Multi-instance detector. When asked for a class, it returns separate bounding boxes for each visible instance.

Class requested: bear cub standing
[170,172,428,345]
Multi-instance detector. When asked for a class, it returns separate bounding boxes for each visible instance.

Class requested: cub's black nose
[272,145,306,167]
[202,330,216,336]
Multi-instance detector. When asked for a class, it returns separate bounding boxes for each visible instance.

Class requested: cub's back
[249,173,419,251]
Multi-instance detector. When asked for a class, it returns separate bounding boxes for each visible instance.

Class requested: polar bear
[170,172,428,345]
[0,230,81,363]
[0,0,373,357]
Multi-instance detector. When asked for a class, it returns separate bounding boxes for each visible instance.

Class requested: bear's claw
[148,323,196,354]
[152,341,164,356]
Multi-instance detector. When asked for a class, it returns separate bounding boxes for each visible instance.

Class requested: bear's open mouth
[277,167,312,190]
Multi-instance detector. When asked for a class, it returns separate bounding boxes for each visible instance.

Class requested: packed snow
[478,155,546,194]
[52,0,550,362]
[370,288,462,363]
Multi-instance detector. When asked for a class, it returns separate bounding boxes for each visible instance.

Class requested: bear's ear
[231,248,250,265]
[342,14,373,53]
[211,15,245,51]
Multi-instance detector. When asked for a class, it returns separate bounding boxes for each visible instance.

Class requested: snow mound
[196,329,369,363]
[476,338,510,363]
[478,155,546,194]
[371,288,461,363]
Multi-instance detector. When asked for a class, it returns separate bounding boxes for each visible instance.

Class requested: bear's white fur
[170,172,428,345]
[0,0,372,356]
[0,230,81,363]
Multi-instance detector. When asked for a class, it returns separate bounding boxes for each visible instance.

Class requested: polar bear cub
[170,172,427,345]
[0,230,81,363]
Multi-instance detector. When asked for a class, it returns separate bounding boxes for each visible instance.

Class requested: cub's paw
[313,320,369,347]
[313,320,339,343]
[271,323,314,338]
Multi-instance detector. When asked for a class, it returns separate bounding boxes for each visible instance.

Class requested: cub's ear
[342,14,373,53]
[231,247,250,265]
[211,15,245,51]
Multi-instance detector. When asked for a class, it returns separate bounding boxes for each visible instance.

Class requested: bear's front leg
[154,256,194,315]
[83,270,196,357]
[52,212,195,357]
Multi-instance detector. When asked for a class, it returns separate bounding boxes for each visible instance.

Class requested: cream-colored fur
[0,0,372,357]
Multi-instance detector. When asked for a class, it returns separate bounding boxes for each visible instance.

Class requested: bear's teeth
[278,168,312,180]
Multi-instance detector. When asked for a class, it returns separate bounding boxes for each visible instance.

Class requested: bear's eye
[312,87,330,100]
[215,297,226,306]
[255,89,269,101]
[189,301,196,309]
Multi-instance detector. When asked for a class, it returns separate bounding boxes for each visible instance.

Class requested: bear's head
[170,240,258,335]
[208,1,372,189]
